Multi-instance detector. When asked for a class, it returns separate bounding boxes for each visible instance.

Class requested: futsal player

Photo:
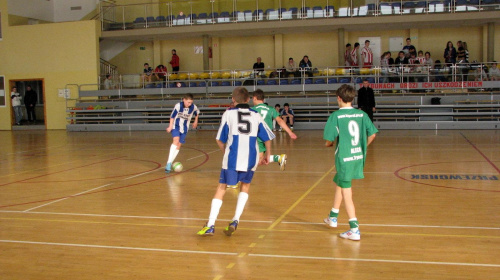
[197,87,275,236]
[323,84,378,240]
[165,93,200,173]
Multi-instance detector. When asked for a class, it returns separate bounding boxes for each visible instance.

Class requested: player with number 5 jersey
[197,87,275,237]
[323,84,378,241]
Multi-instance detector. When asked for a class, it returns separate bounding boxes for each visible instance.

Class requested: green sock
[272,155,280,162]
[329,208,339,218]
[349,219,359,229]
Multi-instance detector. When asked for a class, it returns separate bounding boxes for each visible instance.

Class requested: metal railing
[99,0,499,31]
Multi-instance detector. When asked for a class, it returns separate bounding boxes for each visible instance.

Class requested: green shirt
[324,107,378,181]
[252,103,279,130]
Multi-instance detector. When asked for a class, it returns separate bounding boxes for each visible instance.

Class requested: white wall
[8,0,54,22]
[53,0,99,22]
[7,0,99,22]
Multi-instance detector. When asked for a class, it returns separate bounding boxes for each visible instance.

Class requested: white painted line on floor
[249,253,500,268]
[281,221,500,230]
[0,239,237,256]
[22,183,114,212]
[0,210,273,223]
[187,149,220,161]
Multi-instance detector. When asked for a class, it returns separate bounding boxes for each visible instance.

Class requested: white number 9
[348,120,360,146]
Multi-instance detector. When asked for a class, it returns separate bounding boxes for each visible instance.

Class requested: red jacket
[170,54,179,68]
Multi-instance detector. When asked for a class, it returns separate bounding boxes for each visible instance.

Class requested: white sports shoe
[340,229,361,241]
[323,217,337,228]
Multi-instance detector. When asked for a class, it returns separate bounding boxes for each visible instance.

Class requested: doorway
[10,79,45,129]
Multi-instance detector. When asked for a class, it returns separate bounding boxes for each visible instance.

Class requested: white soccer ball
[172,162,183,172]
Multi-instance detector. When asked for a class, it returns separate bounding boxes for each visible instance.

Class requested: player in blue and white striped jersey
[165,94,200,173]
[198,87,275,237]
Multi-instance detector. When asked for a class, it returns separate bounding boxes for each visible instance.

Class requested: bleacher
[102,0,500,31]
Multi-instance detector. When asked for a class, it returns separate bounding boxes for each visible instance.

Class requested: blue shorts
[219,169,255,185]
[171,129,187,144]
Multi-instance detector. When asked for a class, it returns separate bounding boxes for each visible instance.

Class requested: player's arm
[192,114,199,129]
[166,117,174,133]
[275,117,297,139]
[367,133,376,146]
[325,140,335,147]
[216,139,226,153]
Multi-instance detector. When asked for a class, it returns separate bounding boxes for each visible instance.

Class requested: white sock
[167,144,179,164]
[207,199,223,227]
[269,155,274,162]
[232,192,249,221]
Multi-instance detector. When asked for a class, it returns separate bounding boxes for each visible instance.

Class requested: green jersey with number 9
[324,107,378,182]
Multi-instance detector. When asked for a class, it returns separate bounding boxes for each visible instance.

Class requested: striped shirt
[216,104,275,171]
[170,102,200,133]
[350,49,358,66]
[361,47,373,64]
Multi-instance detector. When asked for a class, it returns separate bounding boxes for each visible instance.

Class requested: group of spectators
[345,38,499,82]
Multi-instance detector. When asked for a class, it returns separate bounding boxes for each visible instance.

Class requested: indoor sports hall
[0,0,499,279]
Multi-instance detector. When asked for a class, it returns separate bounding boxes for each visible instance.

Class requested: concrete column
[202,35,210,71]
[274,34,283,69]
[153,40,161,66]
[338,28,345,66]
[212,37,220,70]
[487,22,494,62]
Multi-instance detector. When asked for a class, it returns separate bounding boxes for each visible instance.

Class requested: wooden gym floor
[0,129,499,279]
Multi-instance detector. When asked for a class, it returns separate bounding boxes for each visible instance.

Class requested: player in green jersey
[323,84,378,241]
[252,89,297,171]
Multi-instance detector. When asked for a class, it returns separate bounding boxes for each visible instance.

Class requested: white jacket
[11,92,22,107]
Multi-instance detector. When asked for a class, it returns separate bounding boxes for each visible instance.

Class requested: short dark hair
[253,89,265,101]
[336,84,356,103]
[354,42,360,48]
[346,43,351,47]
[144,63,149,66]
[365,40,370,43]
[283,103,290,107]
[232,87,249,104]
[275,104,280,108]
[183,93,194,100]
[406,38,411,41]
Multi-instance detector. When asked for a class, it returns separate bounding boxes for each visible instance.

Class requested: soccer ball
[172,162,183,172]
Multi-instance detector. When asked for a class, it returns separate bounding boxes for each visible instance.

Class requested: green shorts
[258,139,266,153]
[333,174,352,188]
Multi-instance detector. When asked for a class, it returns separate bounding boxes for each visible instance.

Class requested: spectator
[10,86,23,125]
[408,52,417,65]
[424,52,434,69]
[285,57,299,77]
[170,49,180,73]
[280,103,295,131]
[357,79,376,122]
[380,52,391,83]
[402,38,415,57]
[344,43,353,67]
[142,63,153,85]
[417,51,426,65]
[154,64,168,81]
[395,51,408,65]
[489,61,500,81]
[433,60,447,82]
[299,55,313,77]
[474,64,487,81]
[103,74,115,90]
[361,40,373,67]
[253,57,265,77]
[387,52,395,65]
[444,41,457,65]
[24,85,37,124]
[350,43,360,67]
[407,46,417,60]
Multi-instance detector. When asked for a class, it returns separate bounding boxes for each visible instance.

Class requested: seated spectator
[424,52,434,69]
[273,104,281,131]
[142,63,153,85]
[286,57,300,77]
[489,61,500,81]
[253,57,265,77]
[474,64,488,81]
[299,55,313,77]
[154,64,168,81]
[103,74,115,89]
[433,60,447,82]
[395,51,408,65]
[280,103,294,131]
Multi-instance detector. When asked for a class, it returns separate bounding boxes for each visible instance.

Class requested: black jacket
[358,87,376,109]
[24,89,38,106]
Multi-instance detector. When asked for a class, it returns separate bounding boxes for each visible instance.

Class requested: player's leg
[324,184,342,227]
[165,131,184,173]
[338,183,360,241]
[289,115,294,130]
[224,171,254,236]
[198,169,235,236]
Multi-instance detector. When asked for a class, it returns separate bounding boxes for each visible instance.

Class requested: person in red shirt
[169,49,180,74]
